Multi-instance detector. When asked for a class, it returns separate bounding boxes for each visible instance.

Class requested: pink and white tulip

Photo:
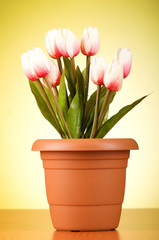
[81,27,100,56]
[104,60,123,92]
[45,59,61,87]
[21,48,50,81]
[46,28,80,59]
[59,28,80,58]
[91,56,107,85]
[45,29,62,59]
[115,48,132,78]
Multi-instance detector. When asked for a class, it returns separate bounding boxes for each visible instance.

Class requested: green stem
[70,57,76,86]
[36,79,65,138]
[98,90,110,126]
[57,58,63,74]
[85,56,91,107]
[82,56,91,133]
[44,77,72,139]
[90,85,101,138]
[60,58,70,108]
[52,87,58,101]
[97,90,114,132]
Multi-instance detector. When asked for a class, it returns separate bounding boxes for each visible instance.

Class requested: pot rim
[32,138,139,152]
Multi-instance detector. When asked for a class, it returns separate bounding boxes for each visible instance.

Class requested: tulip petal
[47,59,61,87]
[66,30,80,58]
[115,48,132,78]
[51,29,62,58]
[46,30,62,59]
[87,28,100,56]
[57,29,69,57]
[81,27,100,56]
[114,48,121,61]
[21,52,39,81]
[81,28,88,55]
[91,56,107,85]
[104,60,123,91]
[30,48,50,78]
[45,32,54,58]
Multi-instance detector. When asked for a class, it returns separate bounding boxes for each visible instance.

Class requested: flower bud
[115,48,132,78]
[21,52,39,81]
[46,59,61,87]
[104,60,123,91]
[45,29,62,59]
[81,27,100,56]
[46,28,80,59]
[65,29,80,58]
[21,48,50,81]
[91,56,107,85]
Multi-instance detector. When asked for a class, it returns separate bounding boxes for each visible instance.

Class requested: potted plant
[21,27,147,231]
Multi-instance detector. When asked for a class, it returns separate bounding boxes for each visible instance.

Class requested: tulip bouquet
[21,27,147,139]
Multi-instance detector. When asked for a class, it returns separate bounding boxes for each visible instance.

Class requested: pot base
[50,204,122,231]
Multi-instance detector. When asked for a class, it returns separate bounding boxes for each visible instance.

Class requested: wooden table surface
[0,209,158,240]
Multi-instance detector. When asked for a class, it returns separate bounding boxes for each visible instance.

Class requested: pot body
[32,139,138,231]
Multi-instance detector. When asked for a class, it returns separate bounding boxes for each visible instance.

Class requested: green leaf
[76,66,85,104]
[82,68,86,86]
[84,86,107,128]
[84,92,116,138]
[29,81,61,134]
[84,94,105,138]
[66,70,84,138]
[58,71,68,119]
[42,84,57,114]
[43,82,68,138]
[63,57,76,100]
[96,95,148,138]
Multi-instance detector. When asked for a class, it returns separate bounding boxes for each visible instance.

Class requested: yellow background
[0,0,159,209]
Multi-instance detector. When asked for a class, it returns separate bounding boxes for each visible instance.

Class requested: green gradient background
[0,0,159,209]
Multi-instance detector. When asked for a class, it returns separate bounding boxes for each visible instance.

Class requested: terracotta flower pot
[32,138,138,231]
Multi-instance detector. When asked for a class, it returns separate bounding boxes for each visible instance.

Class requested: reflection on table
[0,209,159,240]
[52,230,120,240]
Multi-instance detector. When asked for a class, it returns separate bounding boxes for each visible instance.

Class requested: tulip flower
[90,56,107,138]
[46,28,80,59]
[21,48,50,81]
[21,47,67,138]
[45,29,62,59]
[45,59,61,87]
[81,27,100,130]
[21,51,39,81]
[91,56,107,85]
[81,27,100,56]
[115,48,132,78]
[59,28,80,58]
[96,60,123,134]
[104,60,123,92]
